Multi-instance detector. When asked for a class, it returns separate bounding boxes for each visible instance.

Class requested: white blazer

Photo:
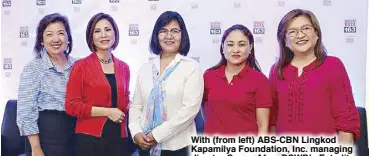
[129,53,204,150]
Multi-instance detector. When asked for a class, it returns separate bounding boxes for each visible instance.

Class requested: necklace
[99,58,112,64]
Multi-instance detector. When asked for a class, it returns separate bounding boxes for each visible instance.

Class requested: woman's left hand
[146,132,157,145]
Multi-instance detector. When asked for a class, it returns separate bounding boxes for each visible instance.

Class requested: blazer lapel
[91,53,111,105]
[113,55,123,109]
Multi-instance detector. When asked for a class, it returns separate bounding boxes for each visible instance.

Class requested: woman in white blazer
[129,11,204,156]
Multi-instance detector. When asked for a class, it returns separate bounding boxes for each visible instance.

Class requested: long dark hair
[208,24,261,72]
[276,9,327,79]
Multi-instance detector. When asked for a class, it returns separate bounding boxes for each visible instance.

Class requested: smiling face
[92,18,116,52]
[223,29,251,66]
[285,15,319,54]
[158,20,182,55]
[42,21,68,55]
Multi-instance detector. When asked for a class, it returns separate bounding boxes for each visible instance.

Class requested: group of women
[16,9,360,156]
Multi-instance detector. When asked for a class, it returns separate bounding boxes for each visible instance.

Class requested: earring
[65,44,70,53]
[41,46,46,53]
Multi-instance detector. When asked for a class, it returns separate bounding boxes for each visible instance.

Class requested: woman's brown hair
[34,13,73,58]
[276,9,327,79]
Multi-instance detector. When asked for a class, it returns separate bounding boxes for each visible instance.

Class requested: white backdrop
[1,0,368,108]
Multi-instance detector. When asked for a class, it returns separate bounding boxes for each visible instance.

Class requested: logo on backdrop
[109,0,120,12]
[3,58,12,70]
[19,26,29,38]
[2,0,11,15]
[37,0,46,14]
[253,21,265,34]
[233,2,241,8]
[210,22,221,35]
[129,24,139,36]
[72,0,82,4]
[344,19,356,43]
[150,4,157,10]
[4,72,11,77]
[110,0,119,11]
[149,0,158,10]
[253,21,265,43]
[191,3,198,9]
[3,58,12,78]
[36,0,46,6]
[344,19,356,33]
[111,6,118,11]
[210,22,221,44]
[72,0,81,12]
[2,0,11,7]
[110,0,119,3]
[129,24,139,44]
[277,0,285,7]
[323,0,331,6]
[21,41,28,47]
[20,26,29,47]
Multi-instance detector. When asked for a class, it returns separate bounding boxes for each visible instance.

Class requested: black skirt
[75,119,129,156]
[25,110,76,156]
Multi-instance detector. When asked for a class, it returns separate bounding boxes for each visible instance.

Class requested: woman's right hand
[134,132,156,150]
[28,135,44,156]
[32,146,45,156]
[107,108,125,123]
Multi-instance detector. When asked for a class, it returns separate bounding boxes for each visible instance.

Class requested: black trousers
[139,146,189,156]
[75,120,129,156]
[25,110,76,156]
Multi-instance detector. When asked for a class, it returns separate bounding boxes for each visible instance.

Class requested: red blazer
[65,53,130,138]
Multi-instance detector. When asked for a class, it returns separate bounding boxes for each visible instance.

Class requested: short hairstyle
[86,13,120,52]
[34,13,73,58]
[149,11,190,56]
[208,24,261,72]
[276,9,327,79]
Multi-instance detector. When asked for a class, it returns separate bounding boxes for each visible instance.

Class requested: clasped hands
[134,132,157,150]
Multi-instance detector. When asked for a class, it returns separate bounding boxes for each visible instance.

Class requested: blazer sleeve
[124,64,131,113]
[128,67,144,140]
[65,61,92,118]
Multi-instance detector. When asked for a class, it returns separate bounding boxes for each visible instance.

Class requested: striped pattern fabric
[16,51,75,136]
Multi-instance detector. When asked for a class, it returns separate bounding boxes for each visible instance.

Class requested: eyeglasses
[286,25,314,38]
[158,28,181,37]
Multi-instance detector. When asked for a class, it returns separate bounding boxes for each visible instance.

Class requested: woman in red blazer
[65,13,130,156]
